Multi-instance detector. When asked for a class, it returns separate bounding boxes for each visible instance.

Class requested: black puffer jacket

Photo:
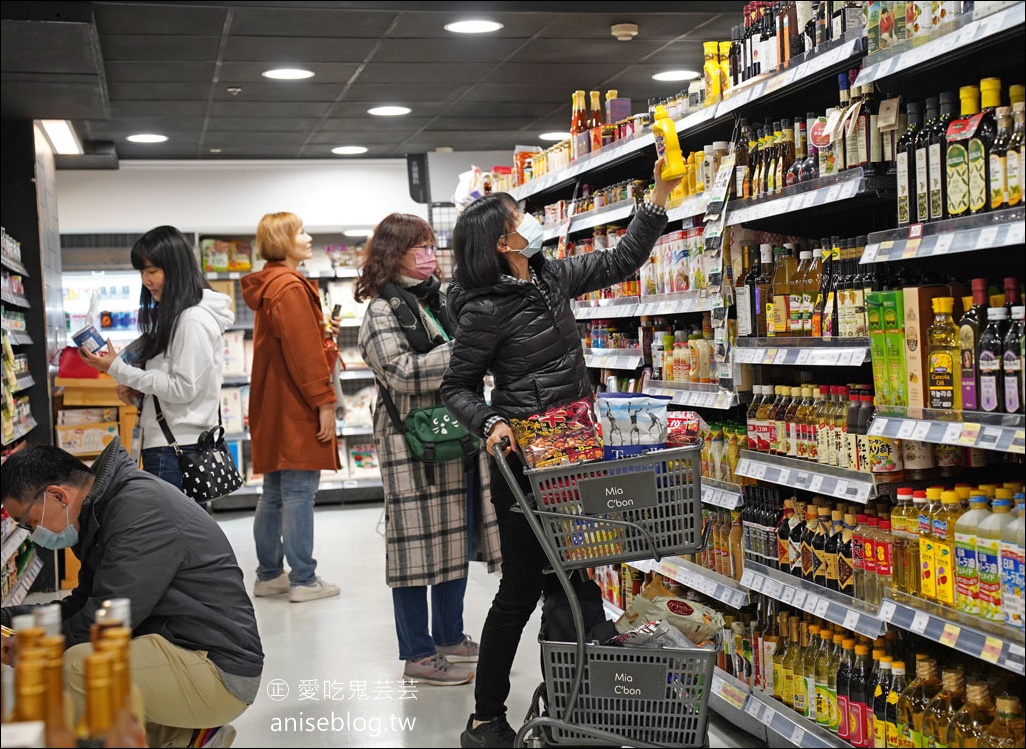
[441,203,668,437]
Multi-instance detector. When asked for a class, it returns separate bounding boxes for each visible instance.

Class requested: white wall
[56,159,426,235]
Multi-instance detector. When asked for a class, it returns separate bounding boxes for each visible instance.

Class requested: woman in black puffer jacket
[441,156,681,748]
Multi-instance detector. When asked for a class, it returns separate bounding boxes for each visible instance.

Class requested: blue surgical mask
[31,500,79,550]
[512,213,544,258]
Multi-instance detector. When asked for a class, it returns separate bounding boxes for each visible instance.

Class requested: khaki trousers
[64,633,248,748]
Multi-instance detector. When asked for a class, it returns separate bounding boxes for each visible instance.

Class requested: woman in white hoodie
[80,225,235,491]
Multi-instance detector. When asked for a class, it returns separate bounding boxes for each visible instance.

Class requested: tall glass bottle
[802,623,822,721]
[836,637,855,741]
[897,101,924,226]
[771,244,798,337]
[812,504,831,588]
[969,78,1001,215]
[959,279,989,411]
[983,696,1026,748]
[848,643,872,748]
[1005,305,1025,415]
[570,90,589,161]
[990,106,1014,211]
[979,307,1008,413]
[930,92,958,221]
[782,616,802,710]
[897,657,942,748]
[801,504,819,581]
[754,244,774,337]
[838,512,856,597]
[736,117,752,198]
[787,113,807,187]
[948,681,997,748]
[767,121,782,195]
[916,97,939,223]
[800,111,821,182]
[736,243,756,338]
[924,668,966,749]
[825,509,844,593]
[947,86,981,220]
[814,626,835,729]
[884,659,906,749]
[1008,102,1025,209]
[789,498,808,577]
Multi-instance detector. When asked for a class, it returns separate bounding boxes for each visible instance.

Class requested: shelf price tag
[803,595,820,613]
[942,423,964,445]
[791,590,807,610]
[766,579,785,598]
[815,598,830,618]
[789,725,806,746]
[910,610,930,634]
[774,348,790,364]
[931,233,954,256]
[912,421,933,442]
[843,610,861,631]
[809,475,824,493]
[777,469,791,485]
[868,418,888,437]
[939,623,960,648]
[878,600,897,622]
[977,226,999,250]
[958,423,981,446]
[781,587,796,605]
[1007,222,1025,245]
[980,637,1003,665]
[896,420,918,440]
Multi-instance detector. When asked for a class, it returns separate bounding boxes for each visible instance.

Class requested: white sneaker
[202,724,237,747]
[253,572,290,597]
[289,577,340,603]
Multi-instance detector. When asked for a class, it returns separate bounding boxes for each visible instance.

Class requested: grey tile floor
[214,504,761,748]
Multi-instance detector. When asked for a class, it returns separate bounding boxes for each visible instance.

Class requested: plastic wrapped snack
[615,575,724,647]
[596,393,670,460]
[666,410,705,448]
[603,619,697,650]
[510,397,604,469]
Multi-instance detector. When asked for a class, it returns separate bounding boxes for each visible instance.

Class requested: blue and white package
[71,324,106,354]
[597,393,671,460]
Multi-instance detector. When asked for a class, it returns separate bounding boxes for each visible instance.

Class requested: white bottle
[1000,496,1025,631]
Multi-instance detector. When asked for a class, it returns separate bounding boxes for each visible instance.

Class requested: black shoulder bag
[152,396,244,502]
[375,382,479,484]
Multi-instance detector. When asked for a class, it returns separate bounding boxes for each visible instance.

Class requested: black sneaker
[460,715,516,748]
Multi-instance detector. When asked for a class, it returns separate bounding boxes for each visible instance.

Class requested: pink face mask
[405,247,437,280]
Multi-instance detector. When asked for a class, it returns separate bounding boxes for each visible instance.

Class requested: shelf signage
[589,660,667,701]
[577,470,659,515]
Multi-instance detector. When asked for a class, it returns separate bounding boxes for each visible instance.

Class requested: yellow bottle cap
[960,86,981,115]
[931,297,954,314]
[926,487,943,500]
[962,296,973,314]
[654,105,669,120]
[990,294,1005,309]
[704,41,720,55]
[941,491,960,504]
[719,41,733,55]
[980,77,1002,93]
[995,488,1013,500]
[955,485,971,501]
[1010,85,1025,106]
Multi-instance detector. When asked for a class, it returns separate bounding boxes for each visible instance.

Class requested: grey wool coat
[358,296,502,587]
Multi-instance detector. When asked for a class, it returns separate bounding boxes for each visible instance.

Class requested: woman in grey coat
[356,212,501,687]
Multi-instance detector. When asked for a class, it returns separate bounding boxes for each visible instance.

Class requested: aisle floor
[208,504,761,749]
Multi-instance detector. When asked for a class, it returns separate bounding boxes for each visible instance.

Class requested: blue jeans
[254,470,321,587]
[141,445,198,492]
[392,577,468,661]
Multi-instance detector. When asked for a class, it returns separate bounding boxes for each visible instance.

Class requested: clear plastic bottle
[890,488,914,601]
[897,658,942,748]
[815,626,835,728]
[923,668,966,749]
[933,490,963,609]
[978,498,1015,622]
[1000,497,1025,630]
[955,495,991,617]
[983,695,1026,748]
[948,681,997,748]
[919,487,943,603]
[801,623,822,721]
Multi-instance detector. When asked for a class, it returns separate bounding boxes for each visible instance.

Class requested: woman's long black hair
[131,226,210,364]
[452,192,519,289]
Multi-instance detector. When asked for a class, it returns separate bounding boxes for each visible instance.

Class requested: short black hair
[452,192,519,289]
[0,446,93,506]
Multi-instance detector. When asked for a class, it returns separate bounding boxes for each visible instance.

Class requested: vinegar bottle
[979,306,1008,413]
[652,105,687,181]
[1005,305,1025,415]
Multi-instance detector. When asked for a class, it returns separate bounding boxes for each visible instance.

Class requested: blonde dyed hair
[255,212,303,262]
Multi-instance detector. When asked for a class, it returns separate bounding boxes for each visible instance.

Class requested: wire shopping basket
[539,642,716,746]
[523,444,703,569]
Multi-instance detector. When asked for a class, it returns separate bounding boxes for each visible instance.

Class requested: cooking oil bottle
[652,105,688,181]
[919,487,944,604]
[801,623,821,721]
[978,498,1015,622]
[983,695,1026,748]
[897,657,942,748]
[923,668,965,749]
[948,681,998,748]
[928,297,962,410]
[955,494,991,616]
[887,660,909,749]
[933,491,963,609]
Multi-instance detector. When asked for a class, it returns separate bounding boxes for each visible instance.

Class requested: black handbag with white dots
[152,396,243,502]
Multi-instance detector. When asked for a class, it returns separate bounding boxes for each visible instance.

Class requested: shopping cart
[492,439,716,748]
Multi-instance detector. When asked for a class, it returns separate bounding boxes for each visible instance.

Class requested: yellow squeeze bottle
[652,106,687,181]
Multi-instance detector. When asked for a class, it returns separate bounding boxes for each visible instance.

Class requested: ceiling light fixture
[444,20,503,34]
[40,120,83,155]
[209,148,223,154]
[126,133,168,144]
[345,229,374,237]
[652,69,701,82]
[262,68,315,80]
[332,146,368,155]
[367,106,411,117]
[539,132,572,142]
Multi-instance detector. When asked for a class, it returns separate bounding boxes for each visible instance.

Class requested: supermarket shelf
[1,290,31,309]
[854,2,1024,88]
[2,416,38,447]
[720,32,863,116]
[635,290,723,317]
[222,375,249,387]
[583,348,644,371]
[645,381,738,410]
[653,556,750,610]
[339,368,375,381]
[879,593,1025,676]
[2,551,42,608]
[12,374,35,393]
[862,207,1025,263]
[206,267,358,281]
[733,337,870,366]
[741,560,888,639]
[726,168,867,227]
[0,254,29,276]
[1,527,29,568]
[666,192,711,222]
[868,407,1025,456]
[709,668,767,744]
[736,450,883,504]
[6,330,33,346]
[745,687,852,749]
[701,477,745,510]
[573,296,639,320]
[541,199,637,243]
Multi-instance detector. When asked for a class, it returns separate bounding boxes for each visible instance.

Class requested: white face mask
[507,213,544,258]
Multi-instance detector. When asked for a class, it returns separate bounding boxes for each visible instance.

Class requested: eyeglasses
[14,488,47,532]
[409,244,437,256]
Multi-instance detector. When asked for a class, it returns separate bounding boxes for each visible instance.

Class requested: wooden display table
[54,377,139,590]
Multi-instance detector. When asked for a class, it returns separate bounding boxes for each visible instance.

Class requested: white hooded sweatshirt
[107,289,235,449]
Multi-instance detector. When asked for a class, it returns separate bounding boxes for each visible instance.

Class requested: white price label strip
[932,233,954,256]
[815,598,830,617]
[911,421,933,441]
[896,420,917,440]
[804,594,819,613]
[942,423,964,444]
[910,610,930,634]
[843,610,860,631]
[782,587,795,604]
[869,418,888,437]
[878,600,897,622]
[790,725,805,746]
[977,226,999,249]
[809,475,824,493]
[791,591,807,609]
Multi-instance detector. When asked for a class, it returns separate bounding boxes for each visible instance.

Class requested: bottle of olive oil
[990,106,1014,211]
[928,297,962,410]
[969,77,1001,215]
[946,86,982,220]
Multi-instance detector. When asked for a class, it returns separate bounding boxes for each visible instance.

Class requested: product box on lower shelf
[55,422,118,456]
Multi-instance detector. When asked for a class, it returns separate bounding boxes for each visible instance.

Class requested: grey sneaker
[438,634,480,663]
[253,572,290,597]
[202,724,237,747]
[288,577,340,603]
[403,653,474,686]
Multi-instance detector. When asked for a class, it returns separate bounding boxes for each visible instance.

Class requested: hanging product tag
[877,98,901,132]
[704,156,736,219]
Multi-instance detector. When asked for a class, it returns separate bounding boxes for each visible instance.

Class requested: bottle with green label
[815,626,834,728]
[945,86,983,220]
[954,495,991,616]
[872,655,893,749]
[977,498,1015,622]
[969,77,1001,215]
[887,660,910,749]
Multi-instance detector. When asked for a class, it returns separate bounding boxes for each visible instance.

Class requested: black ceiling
[1,1,743,163]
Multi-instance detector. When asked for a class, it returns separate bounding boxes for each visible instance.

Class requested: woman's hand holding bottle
[650,156,684,208]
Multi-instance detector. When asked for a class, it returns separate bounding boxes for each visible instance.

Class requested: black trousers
[473,452,562,720]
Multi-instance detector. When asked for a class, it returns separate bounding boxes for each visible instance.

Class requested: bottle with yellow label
[827,632,844,734]
[928,297,962,411]
[782,617,802,710]
[815,626,834,728]
[919,486,943,602]
[652,105,687,181]
[872,654,893,749]
[933,491,963,609]
[887,660,909,749]
[800,623,820,721]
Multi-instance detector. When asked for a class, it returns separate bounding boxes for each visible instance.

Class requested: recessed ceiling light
[262,68,315,80]
[652,69,701,82]
[539,132,572,142]
[367,106,411,117]
[331,146,368,155]
[444,20,504,34]
[127,133,168,144]
[209,148,223,153]
[40,120,83,155]
[345,229,374,237]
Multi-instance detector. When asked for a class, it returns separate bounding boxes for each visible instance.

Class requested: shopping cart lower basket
[492,441,713,747]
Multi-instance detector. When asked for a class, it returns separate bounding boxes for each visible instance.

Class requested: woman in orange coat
[240,212,341,603]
